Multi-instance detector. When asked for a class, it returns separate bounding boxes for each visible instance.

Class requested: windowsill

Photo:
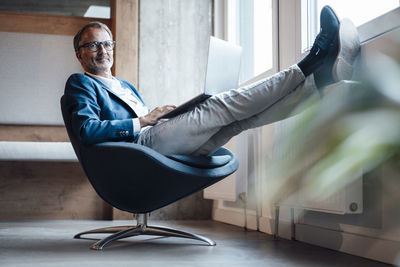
[239,67,277,87]
[357,6,400,43]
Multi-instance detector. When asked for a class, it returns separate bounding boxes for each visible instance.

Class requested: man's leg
[137,65,305,155]
[192,74,319,155]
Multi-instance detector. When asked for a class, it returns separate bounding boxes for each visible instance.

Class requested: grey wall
[138,0,213,219]
[0,32,83,125]
[138,0,212,109]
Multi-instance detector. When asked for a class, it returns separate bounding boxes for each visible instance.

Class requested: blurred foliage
[268,52,400,205]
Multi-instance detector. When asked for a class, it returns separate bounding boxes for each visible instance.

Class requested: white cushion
[0,141,78,162]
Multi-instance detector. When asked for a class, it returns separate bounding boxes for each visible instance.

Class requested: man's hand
[139,105,176,127]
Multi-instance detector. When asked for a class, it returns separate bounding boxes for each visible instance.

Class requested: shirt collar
[85,72,120,90]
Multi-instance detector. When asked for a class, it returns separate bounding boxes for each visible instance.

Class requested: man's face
[76,27,114,76]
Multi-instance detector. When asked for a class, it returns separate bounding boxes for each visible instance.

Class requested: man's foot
[332,18,360,81]
[313,28,339,89]
[298,6,339,77]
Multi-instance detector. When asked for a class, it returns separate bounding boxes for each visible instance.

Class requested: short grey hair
[73,21,113,52]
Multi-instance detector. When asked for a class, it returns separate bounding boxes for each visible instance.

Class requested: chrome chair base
[74,214,216,250]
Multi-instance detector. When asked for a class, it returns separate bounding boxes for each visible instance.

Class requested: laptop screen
[204,37,242,95]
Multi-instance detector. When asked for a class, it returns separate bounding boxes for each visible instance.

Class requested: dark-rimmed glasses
[77,40,116,52]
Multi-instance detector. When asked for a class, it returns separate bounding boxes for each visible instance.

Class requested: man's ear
[75,51,82,61]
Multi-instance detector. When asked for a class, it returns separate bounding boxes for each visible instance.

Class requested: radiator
[273,81,363,214]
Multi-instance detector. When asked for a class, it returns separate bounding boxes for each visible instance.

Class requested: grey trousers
[137,64,318,155]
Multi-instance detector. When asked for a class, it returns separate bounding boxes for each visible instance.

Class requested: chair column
[136,213,148,227]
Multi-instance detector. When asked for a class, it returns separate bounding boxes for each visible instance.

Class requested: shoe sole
[332,18,361,81]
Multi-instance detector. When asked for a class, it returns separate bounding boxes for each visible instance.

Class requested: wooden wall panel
[111,0,139,86]
[0,125,69,142]
[0,162,112,220]
[110,0,139,220]
[0,11,111,36]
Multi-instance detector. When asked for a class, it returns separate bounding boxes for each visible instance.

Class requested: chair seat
[166,154,231,169]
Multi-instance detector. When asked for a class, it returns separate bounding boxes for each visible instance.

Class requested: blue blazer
[64,73,146,145]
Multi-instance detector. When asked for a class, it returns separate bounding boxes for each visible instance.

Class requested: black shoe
[298,6,339,78]
[314,30,339,89]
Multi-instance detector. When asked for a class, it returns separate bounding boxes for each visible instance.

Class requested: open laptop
[162,36,242,119]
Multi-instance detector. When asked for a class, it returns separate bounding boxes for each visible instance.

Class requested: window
[84,5,110,19]
[226,0,274,83]
[0,0,110,18]
[302,0,399,52]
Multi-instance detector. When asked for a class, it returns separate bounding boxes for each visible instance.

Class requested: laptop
[161,36,242,119]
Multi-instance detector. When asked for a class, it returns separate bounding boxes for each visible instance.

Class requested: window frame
[302,0,400,52]
[212,0,279,87]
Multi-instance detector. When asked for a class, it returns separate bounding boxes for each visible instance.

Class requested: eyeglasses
[77,40,116,52]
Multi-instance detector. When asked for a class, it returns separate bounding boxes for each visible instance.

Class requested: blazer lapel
[85,74,137,115]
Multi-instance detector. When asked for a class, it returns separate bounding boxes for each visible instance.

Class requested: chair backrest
[60,95,83,163]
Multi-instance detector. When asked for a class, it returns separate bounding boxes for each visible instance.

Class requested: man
[64,6,359,156]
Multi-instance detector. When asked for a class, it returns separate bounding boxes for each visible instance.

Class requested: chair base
[74,214,216,250]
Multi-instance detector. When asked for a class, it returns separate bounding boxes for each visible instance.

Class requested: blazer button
[118,130,129,137]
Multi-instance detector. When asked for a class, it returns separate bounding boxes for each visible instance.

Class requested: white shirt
[86,72,149,135]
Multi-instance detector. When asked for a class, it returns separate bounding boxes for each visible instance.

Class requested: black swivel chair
[60,96,238,250]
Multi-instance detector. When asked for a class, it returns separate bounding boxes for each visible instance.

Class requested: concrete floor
[0,220,390,267]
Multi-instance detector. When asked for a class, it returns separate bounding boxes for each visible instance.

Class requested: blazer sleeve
[64,74,137,146]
